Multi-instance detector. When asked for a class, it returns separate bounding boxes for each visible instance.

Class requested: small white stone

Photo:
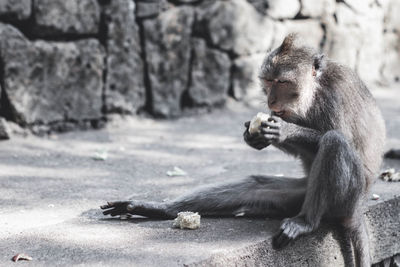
[92,150,108,161]
[235,212,245,217]
[166,166,187,177]
[372,194,380,200]
[380,168,400,182]
[173,211,201,230]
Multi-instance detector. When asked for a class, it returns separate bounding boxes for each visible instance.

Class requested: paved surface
[0,88,400,266]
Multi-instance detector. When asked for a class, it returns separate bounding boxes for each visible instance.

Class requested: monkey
[101,34,386,267]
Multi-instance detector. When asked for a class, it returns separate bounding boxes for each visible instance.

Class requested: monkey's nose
[268,99,277,106]
[268,99,277,111]
[268,103,281,112]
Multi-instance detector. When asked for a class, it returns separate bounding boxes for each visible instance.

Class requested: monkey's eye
[262,79,273,86]
[277,80,287,84]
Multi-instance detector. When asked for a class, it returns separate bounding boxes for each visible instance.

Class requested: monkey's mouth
[273,110,285,117]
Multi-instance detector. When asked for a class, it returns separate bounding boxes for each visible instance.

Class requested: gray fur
[101,34,385,267]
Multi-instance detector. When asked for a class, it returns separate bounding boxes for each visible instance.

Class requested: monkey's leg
[273,130,365,249]
[343,213,370,267]
[167,175,306,217]
[101,175,306,219]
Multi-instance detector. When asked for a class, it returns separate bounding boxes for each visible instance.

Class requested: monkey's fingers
[261,121,279,129]
[101,201,126,215]
[273,222,298,249]
[260,128,279,136]
[102,201,136,216]
[100,201,124,209]
[110,209,126,217]
[102,206,129,216]
[101,203,117,211]
[250,136,270,144]
[254,143,268,150]
[100,203,113,209]
[246,139,269,150]
[270,115,282,123]
[286,225,299,240]
[272,230,291,250]
[102,208,117,216]
[263,134,279,141]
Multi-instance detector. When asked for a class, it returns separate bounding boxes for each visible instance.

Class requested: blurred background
[0,0,399,136]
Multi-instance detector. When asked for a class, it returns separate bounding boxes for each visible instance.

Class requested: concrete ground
[0,88,400,266]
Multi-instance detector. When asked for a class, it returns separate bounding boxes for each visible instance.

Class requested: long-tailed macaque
[102,34,386,267]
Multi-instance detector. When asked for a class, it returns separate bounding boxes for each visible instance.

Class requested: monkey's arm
[260,117,321,157]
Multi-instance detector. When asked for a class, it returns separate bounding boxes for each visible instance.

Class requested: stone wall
[0,0,399,134]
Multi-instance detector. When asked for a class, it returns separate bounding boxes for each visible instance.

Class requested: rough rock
[0,23,104,124]
[0,117,11,140]
[344,0,378,16]
[232,53,265,103]
[300,0,335,18]
[0,0,31,20]
[188,38,230,106]
[323,2,384,84]
[381,33,400,84]
[247,0,268,14]
[272,19,324,50]
[143,6,194,117]
[265,0,300,19]
[0,0,397,124]
[104,0,145,114]
[381,0,400,84]
[324,25,362,70]
[384,0,400,32]
[196,0,274,56]
[356,2,384,84]
[323,4,362,70]
[33,0,100,36]
[135,0,170,19]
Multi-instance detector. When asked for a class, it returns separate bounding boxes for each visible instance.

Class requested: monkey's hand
[101,201,135,217]
[259,115,290,144]
[243,121,271,150]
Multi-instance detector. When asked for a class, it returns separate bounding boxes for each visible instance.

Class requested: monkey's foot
[101,200,172,219]
[101,201,134,217]
[272,216,313,250]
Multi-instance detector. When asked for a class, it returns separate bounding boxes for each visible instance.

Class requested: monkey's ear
[280,33,297,53]
[312,54,325,77]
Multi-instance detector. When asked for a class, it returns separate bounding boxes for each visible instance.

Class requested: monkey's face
[261,75,299,119]
[260,63,316,121]
[259,36,318,121]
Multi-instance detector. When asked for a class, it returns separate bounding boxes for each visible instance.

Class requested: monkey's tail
[346,217,370,267]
